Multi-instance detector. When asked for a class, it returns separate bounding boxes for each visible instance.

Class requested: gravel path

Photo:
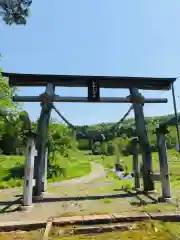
[49,162,107,187]
[0,161,106,196]
[0,162,131,223]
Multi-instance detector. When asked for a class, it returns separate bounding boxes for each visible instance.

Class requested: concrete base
[18,205,34,212]
[0,211,180,232]
[143,189,158,195]
[41,191,50,197]
[32,195,44,201]
[133,188,157,195]
[133,188,141,192]
[158,196,172,203]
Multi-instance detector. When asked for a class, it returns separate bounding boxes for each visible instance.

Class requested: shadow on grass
[124,189,158,206]
[0,191,136,214]
[15,189,159,206]
[2,165,24,181]
[32,190,140,203]
[84,153,92,156]
[2,164,66,182]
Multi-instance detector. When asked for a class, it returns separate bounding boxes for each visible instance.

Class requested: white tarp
[111,168,133,180]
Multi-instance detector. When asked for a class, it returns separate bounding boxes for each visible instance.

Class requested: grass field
[0,150,91,188]
[0,148,180,193]
[97,149,180,190]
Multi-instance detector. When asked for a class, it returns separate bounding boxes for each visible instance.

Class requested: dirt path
[0,161,138,223]
[0,161,107,199]
[49,162,107,187]
[1,162,166,223]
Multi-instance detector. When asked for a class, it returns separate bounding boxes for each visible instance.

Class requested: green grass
[0,150,91,188]
[95,149,180,213]
[97,149,180,189]
[1,148,180,194]
[0,154,24,188]
[48,150,91,182]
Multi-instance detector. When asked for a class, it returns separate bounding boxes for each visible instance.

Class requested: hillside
[77,113,178,153]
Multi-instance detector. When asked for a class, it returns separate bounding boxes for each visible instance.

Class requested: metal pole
[172,83,180,152]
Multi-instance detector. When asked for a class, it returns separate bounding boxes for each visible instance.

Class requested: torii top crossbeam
[2,72,176,90]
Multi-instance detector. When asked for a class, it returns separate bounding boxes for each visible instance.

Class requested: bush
[105,143,114,156]
[78,139,89,150]
[47,163,66,179]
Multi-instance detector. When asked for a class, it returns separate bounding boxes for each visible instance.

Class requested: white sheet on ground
[111,169,133,180]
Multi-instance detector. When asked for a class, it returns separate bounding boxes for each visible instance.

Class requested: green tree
[0,0,32,25]
[0,73,29,154]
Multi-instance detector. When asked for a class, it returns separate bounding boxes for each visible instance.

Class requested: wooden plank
[0,220,47,232]
[88,79,100,102]
[0,212,180,232]
[150,173,161,181]
[2,72,176,90]
[12,96,168,103]
[43,221,52,240]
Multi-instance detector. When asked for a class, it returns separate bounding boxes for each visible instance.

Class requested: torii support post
[132,137,140,189]
[21,132,37,210]
[42,148,48,193]
[130,88,154,192]
[12,96,168,103]
[156,127,171,201]
[33,83,55,199]
[113,140,121,171]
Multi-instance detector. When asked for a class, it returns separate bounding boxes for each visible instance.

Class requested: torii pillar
[33,83,55,199]
[130,88,154,192]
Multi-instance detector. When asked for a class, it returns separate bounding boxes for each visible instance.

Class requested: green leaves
[19,111,31,130]
[0,0,32,25]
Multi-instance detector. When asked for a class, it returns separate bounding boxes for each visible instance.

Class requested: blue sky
[1,0,180,125]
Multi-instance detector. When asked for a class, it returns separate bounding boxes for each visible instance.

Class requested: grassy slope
[0,150,91,188]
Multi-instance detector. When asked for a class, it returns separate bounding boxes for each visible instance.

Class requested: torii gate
[2,72,176,208]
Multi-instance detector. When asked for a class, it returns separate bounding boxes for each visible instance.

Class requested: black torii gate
[2,72,176,209]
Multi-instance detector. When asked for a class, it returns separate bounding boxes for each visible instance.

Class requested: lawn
[97,149,180,191]
[95,149,180,213]
[1,148,180,195]
[0,150,91,188]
